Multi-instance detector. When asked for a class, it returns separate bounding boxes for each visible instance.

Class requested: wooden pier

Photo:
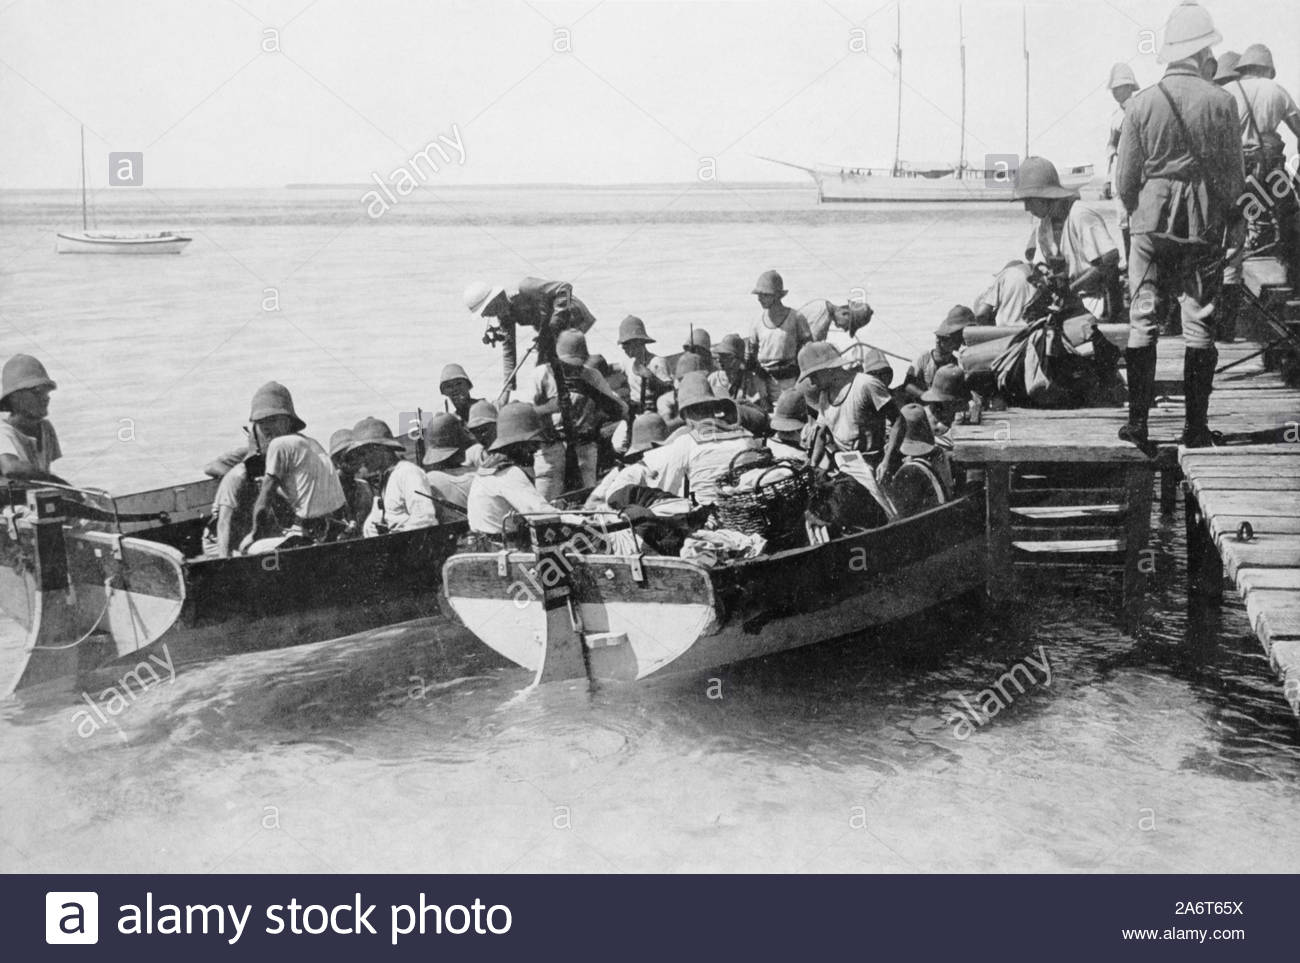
[951,255,1300,720]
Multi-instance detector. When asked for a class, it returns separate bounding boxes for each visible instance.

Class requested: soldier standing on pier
[1103,63,1140,261]
[1115,0,1245,450]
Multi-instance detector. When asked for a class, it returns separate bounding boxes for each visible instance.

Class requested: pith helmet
[712,333,746,358]
[463,280,505,316]
[770,389,808,431]
[752,269,787,296]
[0,354,56,403]
[674,351,708,380]
[844,299,874,333]
[1157,1,1221,65]
[627,413,668,454]
[422,412,472,466]
[676,370,736,421]
[898,404,938,456]
[1012,157,1080,201]
[935,305,975,337]
[328,428,354,457]
[1237,43,1275,76]
[1107,62,1138,90]
[348,416,406,452]
[249,381,306,431]
[1213,50,1241,83]
[466,400,498,429]
[618,314,655,344]
[797,341,850,382]
[439,363,472,389]
[489,402,545,452]
[556,330,590,366]
[855,347,892,378]
[683,328,712,352]
[921,364,969,403]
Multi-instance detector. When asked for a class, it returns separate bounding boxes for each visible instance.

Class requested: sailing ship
[55,126,191,254]
[761,5,1094,203]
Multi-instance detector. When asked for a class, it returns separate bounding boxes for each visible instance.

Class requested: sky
[2,0,1297,188]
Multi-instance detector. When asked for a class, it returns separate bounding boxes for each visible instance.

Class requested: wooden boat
[1,482,464,693]
[55,126,191,255]
[443,493,987,684]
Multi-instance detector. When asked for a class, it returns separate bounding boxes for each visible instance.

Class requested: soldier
[616,315,673,412]
[1115,0,1245,449]
[1103,63,1140,260]
[0,354,68,485]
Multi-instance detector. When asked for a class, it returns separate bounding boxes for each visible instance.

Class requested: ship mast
[891,4,902,177]
[958,4,967,176]
[1022,4,1030,158]
[79,125,87,231]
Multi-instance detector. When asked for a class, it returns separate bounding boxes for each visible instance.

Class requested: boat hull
[56,232,192,254]
[1,481,466,691]
[444,493,987,682]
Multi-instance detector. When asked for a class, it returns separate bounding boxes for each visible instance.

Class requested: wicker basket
[713,450,814,543]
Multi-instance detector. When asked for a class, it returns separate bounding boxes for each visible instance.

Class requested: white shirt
[365,460,439,535]
[641,423,763,506]
[973,263,1036,326]
[820,373,893,453]
[467,461,553,534]
[1030,201,1117,317]
[746,307,812,370]
[264,433,346,519]
[0,419,61,474]
[1231,76,1300,153]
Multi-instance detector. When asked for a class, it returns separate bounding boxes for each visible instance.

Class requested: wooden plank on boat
[1012,504,1124,521]
[1014,538,1124,553]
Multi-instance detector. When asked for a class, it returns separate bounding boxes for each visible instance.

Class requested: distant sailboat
[56,126,191,254]
[759,4,1094,203]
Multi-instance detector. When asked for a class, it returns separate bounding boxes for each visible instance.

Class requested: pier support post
[1159,465,1181,516]
[1122,465,1154,623]
[1184,488,1223,603]
[985,464,1014,602]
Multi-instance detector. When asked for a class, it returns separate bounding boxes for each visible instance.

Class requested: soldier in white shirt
[348,417,439,536]
[248,382,348,546]
[0,354,67,485]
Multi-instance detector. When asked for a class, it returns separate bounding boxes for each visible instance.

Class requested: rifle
[539,293,584,494]
[414,407,427,465]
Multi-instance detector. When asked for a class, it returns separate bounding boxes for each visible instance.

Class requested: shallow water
[1,186,1297,873]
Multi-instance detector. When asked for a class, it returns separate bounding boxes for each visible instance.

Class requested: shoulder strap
[1233,78,1263,144]
[1156,81,1207,179]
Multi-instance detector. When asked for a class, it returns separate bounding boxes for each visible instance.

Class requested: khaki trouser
[534,441,598,501]
[1127,233,1222,350]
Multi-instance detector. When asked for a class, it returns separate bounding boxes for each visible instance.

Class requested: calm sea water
[1,185,1297,873]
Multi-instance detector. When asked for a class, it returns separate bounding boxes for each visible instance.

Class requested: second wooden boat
[443,493,987,684]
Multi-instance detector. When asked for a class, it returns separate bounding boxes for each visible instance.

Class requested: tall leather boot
[1216,284,1241,343]
[1118,345,1156,452]
[1181,346,1218,448]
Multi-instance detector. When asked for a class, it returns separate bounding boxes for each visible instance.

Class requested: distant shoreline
[0,181,809,193]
